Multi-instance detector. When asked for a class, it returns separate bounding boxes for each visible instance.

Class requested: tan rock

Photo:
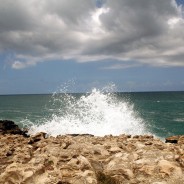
[139,165,155,175]
[158,160,183,177]
[28,132,47,144]
[0,133,184,184]
[109,146,122,153]
[178,136,184,144]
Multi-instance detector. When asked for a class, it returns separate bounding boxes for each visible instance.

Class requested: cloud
[11,60,37,69]
[0,0,184,69]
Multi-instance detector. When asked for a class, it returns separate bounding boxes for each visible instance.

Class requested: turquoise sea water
[0,91,184,138]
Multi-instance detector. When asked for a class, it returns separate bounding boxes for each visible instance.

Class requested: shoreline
[0,120,184,184]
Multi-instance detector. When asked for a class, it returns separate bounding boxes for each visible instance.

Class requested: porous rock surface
[0,131,184,184]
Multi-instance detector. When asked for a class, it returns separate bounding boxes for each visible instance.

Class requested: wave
[27,86,149,136]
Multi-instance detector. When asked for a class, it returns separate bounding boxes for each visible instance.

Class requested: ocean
[0,89,184,139]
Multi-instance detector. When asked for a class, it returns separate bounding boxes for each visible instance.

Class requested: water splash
[29,86,149,136]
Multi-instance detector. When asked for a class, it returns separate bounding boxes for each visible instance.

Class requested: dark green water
[0,91,184,138]
[120,92,184,138]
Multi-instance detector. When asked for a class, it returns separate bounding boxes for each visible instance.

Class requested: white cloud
[168,17,183,27]
[102,63,140,70]
[0,0,184,69]
[11,60,37,69]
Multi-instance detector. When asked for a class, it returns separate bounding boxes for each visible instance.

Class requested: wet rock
[165,135,180,144]
[166,135,184,146]
[0,120,28,137]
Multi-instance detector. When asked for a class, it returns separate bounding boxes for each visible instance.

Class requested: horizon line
[0,90,184,96]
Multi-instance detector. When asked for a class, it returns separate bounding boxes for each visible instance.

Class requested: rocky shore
[0,120,184,184]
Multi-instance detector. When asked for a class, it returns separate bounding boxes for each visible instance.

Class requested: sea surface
[0,90,184,139]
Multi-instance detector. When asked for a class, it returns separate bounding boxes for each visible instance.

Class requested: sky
[0,0,184,94]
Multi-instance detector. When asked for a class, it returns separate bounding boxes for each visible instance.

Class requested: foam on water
[28,86,149,136]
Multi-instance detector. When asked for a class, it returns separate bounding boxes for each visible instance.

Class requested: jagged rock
[157,160,183,177]
[178,136,184,144]
[0,120,28,137]
[166,135,184,145]
[139,165,155,175]
[165,135,180,143]
[0,129,184,184]
[28,132,47,144]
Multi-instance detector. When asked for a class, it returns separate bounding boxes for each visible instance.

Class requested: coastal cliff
[0,120,184,184]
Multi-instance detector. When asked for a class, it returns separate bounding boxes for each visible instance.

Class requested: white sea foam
[28,86,149,136]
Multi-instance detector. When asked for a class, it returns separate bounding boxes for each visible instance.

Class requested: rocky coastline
[0,120,184,184]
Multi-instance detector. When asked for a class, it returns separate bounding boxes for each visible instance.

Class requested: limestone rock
[0,129,184,184]
[165,135,184,145]
[28,132,47,144]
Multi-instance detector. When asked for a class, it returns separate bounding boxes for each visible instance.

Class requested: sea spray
[28,87,149,136]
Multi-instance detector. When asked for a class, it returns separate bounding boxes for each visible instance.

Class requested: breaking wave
[28,86,149,136]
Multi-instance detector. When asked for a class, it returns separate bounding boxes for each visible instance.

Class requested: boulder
[28,132,47,144]
[165,135,180,143]
[166,135,184,144]
[0,120,28,137]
